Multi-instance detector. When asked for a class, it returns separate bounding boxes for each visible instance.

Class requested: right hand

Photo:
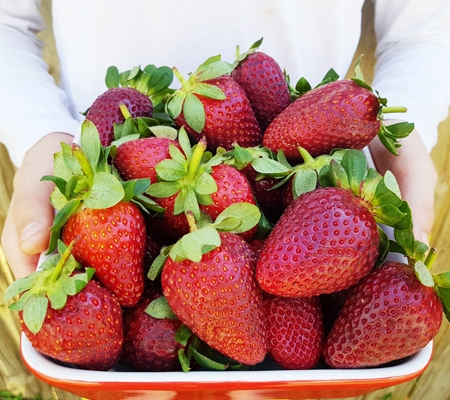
[1,132,74,279]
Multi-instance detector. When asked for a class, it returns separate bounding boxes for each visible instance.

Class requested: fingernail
[20,222,44,244]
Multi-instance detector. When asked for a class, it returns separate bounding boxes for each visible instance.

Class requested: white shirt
[1,0,450,166]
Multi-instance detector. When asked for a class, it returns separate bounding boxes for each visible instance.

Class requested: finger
[1,203,41,279]
[13,133,74,255]
[369,128,437,246]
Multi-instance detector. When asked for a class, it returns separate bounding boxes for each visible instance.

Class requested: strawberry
[4,241,123,371]
[120,286,185,372]
[231,38,291,131]
[61,201,146,307]
[145,129,258,240]
[264,294,324,370]
[167,57,262,151]
[263,58,414,162]
[86,87,153,147]
[113,136,182,183]
[157,210,267,366]
[256,150,410,298]
[42,120,152,307]
[323,261,443,368]
[85,64,175,147]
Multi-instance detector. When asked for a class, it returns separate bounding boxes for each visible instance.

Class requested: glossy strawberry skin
[323,261,443,368]
[120,287,185,372]
[86,87,153,147]
[113,137,182,183]
[265,294,324,370]
[176,75,262,151]
[256,187,380,298]
[61,201,146,307]
[161,232,268,365]
[232,51,291,131]
[263,80,381,162]
[19,279,123,371]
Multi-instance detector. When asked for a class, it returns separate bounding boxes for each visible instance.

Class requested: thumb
[13,133,73,254]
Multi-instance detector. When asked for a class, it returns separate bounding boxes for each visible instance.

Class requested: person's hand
[369,122,437,247]
[1,132,74,279]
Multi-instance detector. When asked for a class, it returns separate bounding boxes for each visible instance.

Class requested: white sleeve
[371,0,450,152]
[0,1,80,167]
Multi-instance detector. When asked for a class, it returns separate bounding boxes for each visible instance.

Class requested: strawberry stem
[381,106,408,114]
[50,239,78,283]
[425,247,438,270]
[173,67,192,92]
[186,211,198,232]
[186,139,207,182]
[119,102,132,120]
[72,144,95,187]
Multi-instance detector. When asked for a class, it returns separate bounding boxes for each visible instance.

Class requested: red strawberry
[146,132,258,240]
[256,149,410,298]
[256,187,380,297]
[167,58,262,151]
[86,87,153,147]
[120,287,185,372]
[43,121,150,307]
[161,231,267,365]
[62,201,146,307]
[4,244,123,371]
[263,60,413,162]
[113,136,182,183]
[232,39,291,131]
[21,279,123,370]
[323,261,443,368]
[264,294,324,369]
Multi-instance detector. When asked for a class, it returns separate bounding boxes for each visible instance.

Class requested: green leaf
[195,172,218,196]
[436,286,450,322]
[328,159,350,190]
[434,271,450,288]
[383,170,402,199]
[178,127,192,161]
[146,296,178,319]
[148,125,178,140]
[294,77,312,96]
[374,227,390,267]
[291,169,317,199]
[183,92,205,133]
[80,120,102,171]
[105,65,120,89]
[146,181,182,198]
[167,91,186,119]
[23,294,49,334]
[197,60,234,82]
[193,83,226,100]
[169,226,221,262]
[340,149,367,195]
[155,159,187,181]
[47,281,68,310]
[147,246,171,281]
[175,324,193,346]
[84,172,124,209]
[213,203,261,234]
[146,65,174,95]
[414,261,435,287]
[374,203,407,226]
[47,198,82,254]
[251,157,291,177]
[315,68,340,87]
[190,346,229,371]
[2,272,39,303]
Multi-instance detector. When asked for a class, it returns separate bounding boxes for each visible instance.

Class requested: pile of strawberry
[4,39,450,373]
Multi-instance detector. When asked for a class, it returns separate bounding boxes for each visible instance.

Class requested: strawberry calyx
[166,56,234,133]
[42,120,162,254]
[287,67,340,101]
[232,37,264,68]
[3,240,95,334]
[147,204,261,280]
[145,127,223,220]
